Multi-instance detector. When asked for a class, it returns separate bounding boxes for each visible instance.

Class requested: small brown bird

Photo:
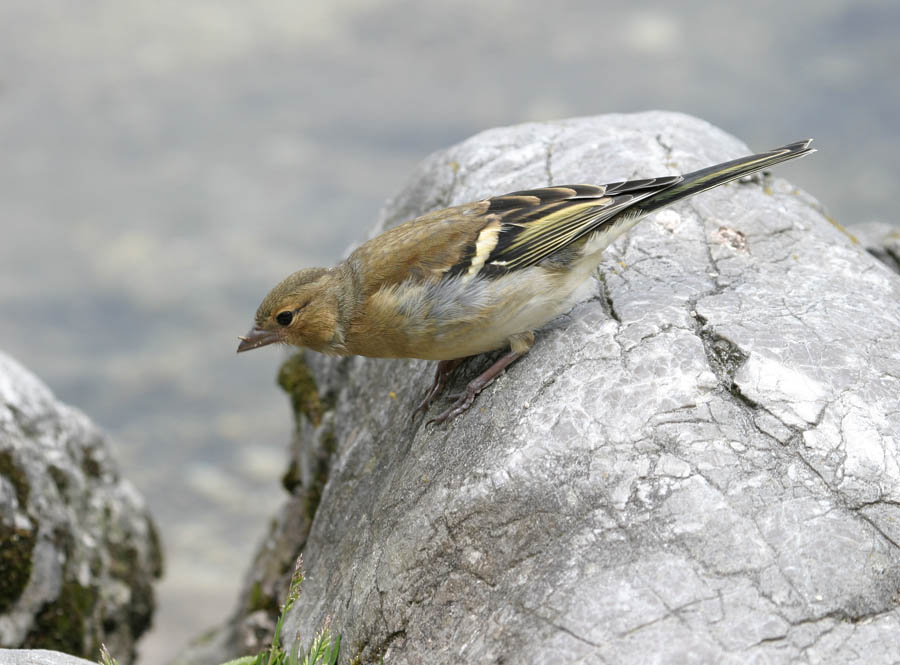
[238,140,814,423]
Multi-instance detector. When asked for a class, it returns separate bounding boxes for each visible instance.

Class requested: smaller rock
[0,649,98,665]
[0,352,162,665]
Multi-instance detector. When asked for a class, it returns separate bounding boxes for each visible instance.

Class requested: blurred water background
[0,1,897,662]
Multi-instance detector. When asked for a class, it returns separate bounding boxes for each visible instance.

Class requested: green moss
[299,428,338,523]
[106,533,157,637]
[126,577,156,638]
[281,458,301,494]
[0,523,36,613]
[81,446,102,478]
[47,464,69,496]
[0,449,30,507]
[146,516,165,578]
[0,451,35,613]
[51,523,75,554]
[105,527,160,640]
[278,352,339,525]
[24,581,99,657]
[278,354,323,425]
[107,540,135,582]
[89,550,103,577]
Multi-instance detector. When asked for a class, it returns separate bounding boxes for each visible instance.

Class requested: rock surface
[0,649,98,665]
[0,352,162,664]
[283,112,900,664]
[188,111,900,665]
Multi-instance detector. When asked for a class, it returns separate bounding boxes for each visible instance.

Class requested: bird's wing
[348,178,681,293]
[446,179,681,278]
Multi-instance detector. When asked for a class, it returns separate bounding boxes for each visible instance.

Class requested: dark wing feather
[449,178,681,278]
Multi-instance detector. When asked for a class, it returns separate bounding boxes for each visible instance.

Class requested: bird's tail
[630,139,816,217]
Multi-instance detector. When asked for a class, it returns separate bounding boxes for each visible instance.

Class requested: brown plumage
[238,140,815,423]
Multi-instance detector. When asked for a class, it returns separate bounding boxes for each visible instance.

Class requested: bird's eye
[275,311,293,326]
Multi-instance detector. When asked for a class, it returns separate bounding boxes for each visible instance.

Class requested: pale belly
[358,262,598,360]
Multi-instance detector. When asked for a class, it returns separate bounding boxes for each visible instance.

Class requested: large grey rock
[0,649,97,665]
[210,111,900,665]
[0,352,162,664]
[286,112,900,663]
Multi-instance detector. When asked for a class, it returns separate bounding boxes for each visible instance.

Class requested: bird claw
[411,359,464,422]
[412,384,442,420]
[426,387,478,425]
[424,350,523,426]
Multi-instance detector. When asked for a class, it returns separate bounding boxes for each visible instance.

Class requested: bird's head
[237,267,341,354]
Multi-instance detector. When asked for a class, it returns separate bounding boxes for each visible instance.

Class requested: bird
[238,139,815,423]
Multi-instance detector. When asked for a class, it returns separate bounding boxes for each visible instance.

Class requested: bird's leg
[427,350,523,425]
[413,358,464,419]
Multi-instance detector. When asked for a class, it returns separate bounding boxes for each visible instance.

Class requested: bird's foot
[412,358,463,420]
[427,387,479,425]
[427,350,522,425]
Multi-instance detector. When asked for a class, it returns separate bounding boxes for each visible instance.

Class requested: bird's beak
[236,327,281,353]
